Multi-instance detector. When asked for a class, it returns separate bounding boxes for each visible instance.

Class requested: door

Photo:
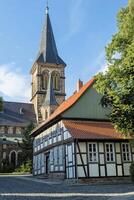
[46,154,50,174]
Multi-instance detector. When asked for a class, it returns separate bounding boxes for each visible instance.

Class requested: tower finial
[46,0,49,14]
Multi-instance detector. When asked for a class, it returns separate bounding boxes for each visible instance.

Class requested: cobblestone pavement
[0,175,134,200]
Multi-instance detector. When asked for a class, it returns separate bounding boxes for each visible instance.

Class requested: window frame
[88,142,98,163]
[121,143,131,162]
[105,143,115,163]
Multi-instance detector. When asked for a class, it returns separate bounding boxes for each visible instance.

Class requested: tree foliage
[18,123,35,164]
[95,0,134,136]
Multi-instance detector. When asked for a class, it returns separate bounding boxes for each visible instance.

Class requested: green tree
[18,123,35,164]
[95,0,134,136]
[0,97,3,111]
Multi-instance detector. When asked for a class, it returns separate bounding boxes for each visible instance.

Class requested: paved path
[0,175,134,200]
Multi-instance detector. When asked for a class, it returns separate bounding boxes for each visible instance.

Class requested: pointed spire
[36,3,66,66]
[46,0,49,14]
[43,72,58,107]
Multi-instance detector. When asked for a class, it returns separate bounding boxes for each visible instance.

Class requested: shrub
[15,160,32,173]
[130,162,134,182]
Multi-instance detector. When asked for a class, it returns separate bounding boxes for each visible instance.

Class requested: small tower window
[42,72,49,90]
[52,72,60,91]
[45,110,48,119]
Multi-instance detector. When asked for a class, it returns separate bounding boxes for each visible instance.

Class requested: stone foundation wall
[49,172,65,180]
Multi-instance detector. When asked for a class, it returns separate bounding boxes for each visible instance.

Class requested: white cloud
[94,50,109,73]
[0,63,31,102]
[63,0,86,42]
[69,0,83,35]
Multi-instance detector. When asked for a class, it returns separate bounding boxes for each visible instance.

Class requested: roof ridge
[4,101,32,105]
[32,78,95,135]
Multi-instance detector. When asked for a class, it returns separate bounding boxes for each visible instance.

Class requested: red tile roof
[63,120,126,140]
[32,78,95,135]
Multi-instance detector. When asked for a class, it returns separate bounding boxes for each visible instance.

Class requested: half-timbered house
[32,79,133,179]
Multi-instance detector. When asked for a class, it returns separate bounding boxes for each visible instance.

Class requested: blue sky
[0,0,128,102]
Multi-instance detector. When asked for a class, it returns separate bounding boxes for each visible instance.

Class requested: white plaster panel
[123,163,131,176]
[79,143,86,153]
[100,166,105,177]
[106,164,116,176]
[50,165,54,172]
[67,145,73,163]
[55,166,58,171]
[68,167,73,178]
[77,166,86,178]
[77,154,82,165]
[99,154,104,164]
[60,166,63,171]
[115,143,121,153]
[89,164,99,177]
[35,171,37,175]
[99,143,104,153]
[116,154,121,164]
[77,154,87,165]
[117,165,123,176]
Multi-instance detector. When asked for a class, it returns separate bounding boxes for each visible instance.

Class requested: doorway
[46,154,50,174]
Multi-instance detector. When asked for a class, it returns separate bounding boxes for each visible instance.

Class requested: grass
[0,172,31,175]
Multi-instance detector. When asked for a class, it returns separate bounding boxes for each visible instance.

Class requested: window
[42,71,49,90]
[89,143,98,162]
[52,72,60,90]
[3,152,6,159]
[105,143,115,162]
[16,127,22,134]
[3,144,6,150]
[0,126,5,134]
[8,127,14,134]
[122,143,131,162]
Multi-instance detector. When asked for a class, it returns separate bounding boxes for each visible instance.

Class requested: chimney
[77,79,83,92]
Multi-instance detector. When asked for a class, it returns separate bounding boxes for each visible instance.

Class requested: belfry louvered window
[52,72,60,91]
[42,72,49,90]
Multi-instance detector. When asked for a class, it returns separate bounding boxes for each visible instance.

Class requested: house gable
[62,85,110,120]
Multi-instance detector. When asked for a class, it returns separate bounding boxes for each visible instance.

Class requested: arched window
[52,72,60,91]
[10,151,16,167]
[42,71,49,90]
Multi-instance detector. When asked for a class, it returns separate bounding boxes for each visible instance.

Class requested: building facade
[32,80,133,179]
[0,102,36,170]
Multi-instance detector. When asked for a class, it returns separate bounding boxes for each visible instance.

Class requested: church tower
[30,6,66,123]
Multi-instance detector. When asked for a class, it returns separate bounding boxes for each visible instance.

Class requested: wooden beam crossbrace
[77,142,88,178]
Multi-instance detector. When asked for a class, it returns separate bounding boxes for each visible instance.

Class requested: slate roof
[0,101,36,126]
[32,78,95,136]
[0,136,22,145]
[63,120,126,140]
[36,7,66,66]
